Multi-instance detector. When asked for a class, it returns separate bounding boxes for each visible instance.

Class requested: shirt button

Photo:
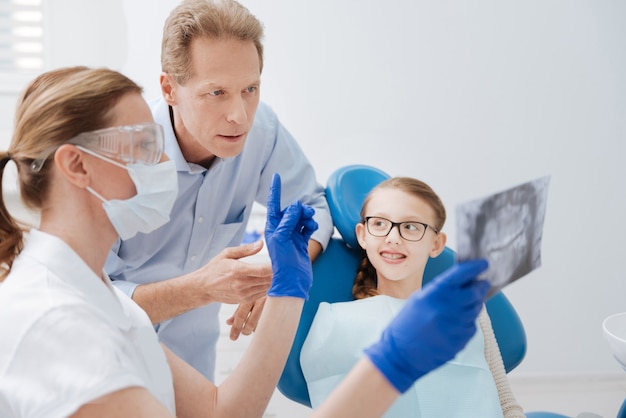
[197,217,204,223]
[190,255,197,261]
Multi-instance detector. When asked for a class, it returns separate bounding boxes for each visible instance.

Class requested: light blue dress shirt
[106,97,333,380]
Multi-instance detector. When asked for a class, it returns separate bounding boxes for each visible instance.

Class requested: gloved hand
[265,173,318,299]
[364,259,491,393]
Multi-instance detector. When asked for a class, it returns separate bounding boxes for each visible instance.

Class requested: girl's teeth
[383,253,404,260]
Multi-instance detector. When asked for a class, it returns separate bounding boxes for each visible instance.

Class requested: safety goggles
[31,123,164,172]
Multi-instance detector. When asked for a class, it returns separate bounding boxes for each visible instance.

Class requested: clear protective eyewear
[364,216,439,242]
[31,123,164,172]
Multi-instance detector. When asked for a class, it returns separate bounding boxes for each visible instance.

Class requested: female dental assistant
[0,66,319,417]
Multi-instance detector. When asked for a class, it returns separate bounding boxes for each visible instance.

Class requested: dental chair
[277,164,528,407]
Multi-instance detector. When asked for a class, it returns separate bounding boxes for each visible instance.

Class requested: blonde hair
[352,177,446,300]
[161,0,265,84]
[0,66,142,280]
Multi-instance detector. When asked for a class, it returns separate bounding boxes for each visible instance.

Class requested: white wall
[39,1,626,378]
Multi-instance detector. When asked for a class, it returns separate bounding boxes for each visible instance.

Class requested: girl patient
[301,177,525,418]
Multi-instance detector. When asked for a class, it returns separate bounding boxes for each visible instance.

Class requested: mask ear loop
[77,145,132,204]
[86,186,108,203]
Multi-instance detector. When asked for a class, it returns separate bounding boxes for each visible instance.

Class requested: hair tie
[1,153,12,170]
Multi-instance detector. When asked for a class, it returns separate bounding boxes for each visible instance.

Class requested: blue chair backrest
[277,165,527,407]
[325,164,390,249]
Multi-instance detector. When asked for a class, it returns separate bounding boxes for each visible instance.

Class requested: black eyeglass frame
[364,216,439,242]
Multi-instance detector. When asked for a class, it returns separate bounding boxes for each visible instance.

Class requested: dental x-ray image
[456,176,551,297]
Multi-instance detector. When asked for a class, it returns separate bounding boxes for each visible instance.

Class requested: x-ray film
[456,176,551,297]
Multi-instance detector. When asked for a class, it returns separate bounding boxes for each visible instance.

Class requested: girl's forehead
[367,188,435,219]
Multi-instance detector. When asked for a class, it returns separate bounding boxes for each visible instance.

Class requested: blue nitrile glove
[364,259,491,393]
[265,173,318,299]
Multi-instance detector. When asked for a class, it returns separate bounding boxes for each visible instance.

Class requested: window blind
[0,0,43,73]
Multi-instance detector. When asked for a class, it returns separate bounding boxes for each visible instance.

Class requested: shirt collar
[21,229,133,330]
[150,97,225,174]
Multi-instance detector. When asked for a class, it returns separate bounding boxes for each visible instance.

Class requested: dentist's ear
[160,72,177,106]
[54,144,91,188]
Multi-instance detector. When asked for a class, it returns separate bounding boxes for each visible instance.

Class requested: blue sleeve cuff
[310,206,333,251]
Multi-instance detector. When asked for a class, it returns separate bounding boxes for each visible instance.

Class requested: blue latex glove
[265,173,318,299]
[364,259,491,393]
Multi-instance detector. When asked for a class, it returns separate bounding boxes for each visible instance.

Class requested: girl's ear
[429,231,447,258]
[355,222,367,250]
[54,144,90,188]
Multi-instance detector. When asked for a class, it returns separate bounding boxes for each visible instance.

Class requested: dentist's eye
[209,90,224,96]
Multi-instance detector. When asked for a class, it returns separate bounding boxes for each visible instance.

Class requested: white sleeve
[2,305,146,418]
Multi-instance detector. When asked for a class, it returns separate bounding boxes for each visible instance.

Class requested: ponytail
[0,153,25,281]
[352,250,379,300]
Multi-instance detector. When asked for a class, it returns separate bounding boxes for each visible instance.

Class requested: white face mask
[79,146,179,240]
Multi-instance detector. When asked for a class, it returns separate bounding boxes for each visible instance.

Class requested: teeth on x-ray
[456,175,551,297]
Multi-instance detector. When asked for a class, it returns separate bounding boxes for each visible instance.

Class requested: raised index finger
[267,173,282,218]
